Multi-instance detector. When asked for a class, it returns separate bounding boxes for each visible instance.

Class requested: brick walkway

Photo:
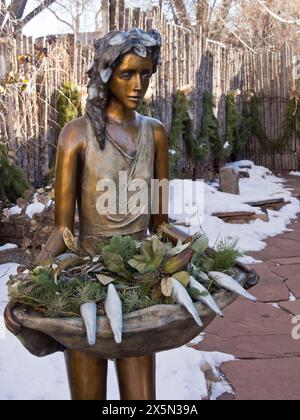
[196,172,300,400]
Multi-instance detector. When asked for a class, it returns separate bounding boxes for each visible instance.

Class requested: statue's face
[108,53,153,110]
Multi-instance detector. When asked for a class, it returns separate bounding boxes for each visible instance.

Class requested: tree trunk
[196,0,209,28]
[171,0,191,27]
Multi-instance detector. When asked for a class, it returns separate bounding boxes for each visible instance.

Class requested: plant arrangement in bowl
[8,227,257,350]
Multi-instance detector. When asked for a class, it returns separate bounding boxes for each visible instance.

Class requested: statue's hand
[4,303,65,357]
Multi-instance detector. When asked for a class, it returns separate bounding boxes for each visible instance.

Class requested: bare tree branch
[45,3,74,31]
[8,0,28,20]
[14,0,57,32]
[256,0,300,26]
[171,0,191,27]
[0,0,8,27]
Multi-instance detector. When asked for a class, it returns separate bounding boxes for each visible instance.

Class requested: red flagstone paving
[286,275,300,299]
[195,174,300,400]
[220,358,300,401]
[249,238,300,261]
[278,301,300,316]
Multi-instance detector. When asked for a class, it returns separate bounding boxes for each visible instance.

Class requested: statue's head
[86,29,161,150]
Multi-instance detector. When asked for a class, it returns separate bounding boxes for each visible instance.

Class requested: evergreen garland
[169,91,188,177]
[225,92,240,158]
[169,90,215,177]
[200,91,223,161]
[0,143,29,203]
[237,95,300,152]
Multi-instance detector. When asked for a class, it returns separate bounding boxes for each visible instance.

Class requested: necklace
[105,114,143,161]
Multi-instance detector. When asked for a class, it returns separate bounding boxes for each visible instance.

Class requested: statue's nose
[133,75,142,91]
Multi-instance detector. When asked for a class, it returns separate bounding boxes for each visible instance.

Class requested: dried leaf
[63,227,78,254]
[161,277,173,297]
[100,68,112,83]
[96,273,116,286]
[57,257,82,272]
[108,32,127,46]
[168,239,191,256]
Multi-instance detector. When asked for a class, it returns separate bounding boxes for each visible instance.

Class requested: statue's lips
[127,96,141,102]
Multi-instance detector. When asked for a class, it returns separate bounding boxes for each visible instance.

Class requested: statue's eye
[121,71,133,80]
[142,71,152,80]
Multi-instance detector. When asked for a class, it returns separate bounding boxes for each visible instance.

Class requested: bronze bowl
[12,263,258,359]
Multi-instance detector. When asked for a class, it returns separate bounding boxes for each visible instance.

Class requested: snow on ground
[290,171,300,177]
[8,194,53,219]
[0,264,233,400]
[1,160,299,400]
[170,161,300,254]
[0,244,18,252]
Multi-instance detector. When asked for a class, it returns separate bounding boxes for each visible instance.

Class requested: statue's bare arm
[149,118,192,244]
[36,118,86,264]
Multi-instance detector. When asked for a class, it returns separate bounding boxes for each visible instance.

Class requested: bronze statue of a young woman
[4,29,192,400]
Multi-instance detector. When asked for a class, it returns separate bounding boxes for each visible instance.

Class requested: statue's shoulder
[58,116,88,152]
[142,115,168,146]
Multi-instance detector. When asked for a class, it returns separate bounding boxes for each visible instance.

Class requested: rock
[219,167,240,195]
[0,247,28,265]
[201,362,219,400]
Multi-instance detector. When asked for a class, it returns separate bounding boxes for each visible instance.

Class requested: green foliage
[72,282,106,305]
[192,237,241,273]
[137,100,153,117]
[211,238,242,271]
[276,98,300,151]
[169,91,206,176]
[225,93,240,158]
[249,95,269,148]
[9,268,106,318]
[102,236,138,264]
[200,92,222,161]
[237,99,253,154]
[0,143,29,203]
[57,82,82,133]
[169,91,189,151]
[238,95,300,152]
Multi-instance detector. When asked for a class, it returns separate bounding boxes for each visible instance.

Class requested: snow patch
[8,206,22,217]
[237,255,262,265]
[289,292,297,302]
[170,161,300,254]
[25,194,53,219]
[0,244,18,252]
[7,194,53,220]
[290,171,300,177]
